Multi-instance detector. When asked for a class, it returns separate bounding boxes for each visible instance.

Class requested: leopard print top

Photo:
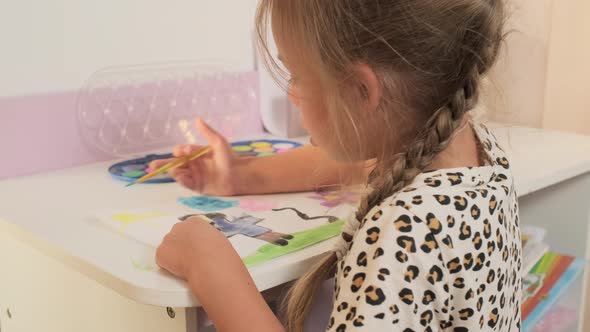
[327,123,522,331]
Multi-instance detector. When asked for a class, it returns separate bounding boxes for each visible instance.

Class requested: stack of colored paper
[521,226,585,331]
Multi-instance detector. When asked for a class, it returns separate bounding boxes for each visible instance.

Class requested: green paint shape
[242,220,344,268]
[256,152,275,157]
[131,259,157,272]
[232,145,253,152]
[122,170,146,178]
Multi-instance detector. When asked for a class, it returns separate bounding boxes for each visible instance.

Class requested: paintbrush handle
[159,147,211,172]
[188,147,212,160]
[130,146,211,186]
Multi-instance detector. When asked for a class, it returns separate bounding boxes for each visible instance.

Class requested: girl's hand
[150,118,242,196]
[156,216,285,332]
[155,215,233,281]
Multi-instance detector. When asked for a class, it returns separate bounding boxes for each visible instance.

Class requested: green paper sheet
[242,220,344,268]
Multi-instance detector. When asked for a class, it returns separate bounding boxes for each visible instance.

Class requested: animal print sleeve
[327,205,451,331]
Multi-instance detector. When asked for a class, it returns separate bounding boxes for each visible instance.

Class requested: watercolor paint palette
[230,139,302,157]
[109,153,175,184]
[109,139,303,183]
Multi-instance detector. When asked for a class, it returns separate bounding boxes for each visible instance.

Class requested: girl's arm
[234,144,373,195]
[150,119,373,196]
[156,217,284,332]
[187,248,284,332]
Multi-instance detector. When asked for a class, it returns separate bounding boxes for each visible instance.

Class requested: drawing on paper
[130,258,158,272]
[272,207,339,223]
[180,213,294,246]
[309,190,361,208]
[111,213,168,231]
[178,196,239,212]
[98,184,356,266]
[243,220,345,267]
[239,198,278,212]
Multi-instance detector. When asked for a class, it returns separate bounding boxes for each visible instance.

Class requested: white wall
[0,0,258,97]
[543,0,590,135]
[483,0,553,127]
[485,0,590,135]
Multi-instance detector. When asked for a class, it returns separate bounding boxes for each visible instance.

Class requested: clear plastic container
[77,62,263,156]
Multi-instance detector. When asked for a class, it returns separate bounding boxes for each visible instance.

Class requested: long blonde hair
[255,1,506,331]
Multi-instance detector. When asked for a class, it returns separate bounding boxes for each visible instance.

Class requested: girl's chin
[310,137,318,146]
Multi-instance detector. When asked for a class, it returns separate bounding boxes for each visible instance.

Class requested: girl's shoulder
[348,120,519,261]
[342,119,518,271]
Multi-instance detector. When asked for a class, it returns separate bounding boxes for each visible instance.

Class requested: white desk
[1,125,590,332]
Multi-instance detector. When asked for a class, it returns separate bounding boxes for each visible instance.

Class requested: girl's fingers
[169,167,190,178]
[194,118,234,167]
[173,144,207,158]
[170,168,197,190]
[187,160,205,193]
[149,158,174,170]
[194,118,227,149]
[176,174,196,191]
[150,157,190,172]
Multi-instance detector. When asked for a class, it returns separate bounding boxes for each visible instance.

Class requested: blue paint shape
[178,196,239,212]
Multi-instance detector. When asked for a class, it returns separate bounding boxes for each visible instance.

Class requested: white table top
[488,125,590,195]
[1,125,590,307]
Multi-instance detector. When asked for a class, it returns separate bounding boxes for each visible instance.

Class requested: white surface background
[0,1,258,97]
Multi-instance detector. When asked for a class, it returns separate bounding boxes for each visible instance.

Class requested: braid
[335,77,480,257]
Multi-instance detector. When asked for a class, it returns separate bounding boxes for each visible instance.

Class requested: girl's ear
[354,63,382,113]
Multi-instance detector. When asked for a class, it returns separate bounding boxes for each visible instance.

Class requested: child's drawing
[180,213,294,246]
[130,258,158,272]
[309,190,361,207]
[178,196,239,212]
[98,190,351,263]
[239,198,278,212]
[112,213,168,231]
[272,207,339,223]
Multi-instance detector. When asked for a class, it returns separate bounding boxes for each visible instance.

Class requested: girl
[153,0,521,331]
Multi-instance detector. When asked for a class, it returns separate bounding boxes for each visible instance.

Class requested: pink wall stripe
[0,91,113,180]
[0,71,263,180]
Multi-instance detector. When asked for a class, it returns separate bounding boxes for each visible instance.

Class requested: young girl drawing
[152,0,521,331]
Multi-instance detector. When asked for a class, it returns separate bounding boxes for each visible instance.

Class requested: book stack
[521,226,585,332]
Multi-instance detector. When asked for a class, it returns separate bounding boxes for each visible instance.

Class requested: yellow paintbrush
[126,146,212,187]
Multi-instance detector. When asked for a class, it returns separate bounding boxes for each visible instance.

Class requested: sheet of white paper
[92,190,359,258]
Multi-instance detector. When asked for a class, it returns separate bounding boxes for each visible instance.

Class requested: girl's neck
[427,118,484,171]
